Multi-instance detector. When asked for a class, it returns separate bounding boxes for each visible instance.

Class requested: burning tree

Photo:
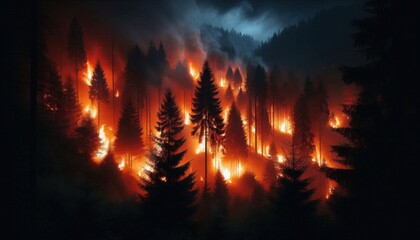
[233,67,243,89]
[74,115,100,161]
[62,76,81,135]
[224,83,234,105]
[190,61,225,190]
[140,89,197,238]
[89,61,110,126]
[263,141,278,188]
[67,17,87,103]
[114,100,144,170]
[292,94,315,162]
[224,102,248,169]
[225,65,233,84]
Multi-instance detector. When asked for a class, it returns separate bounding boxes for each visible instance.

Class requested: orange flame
[185,111,190,125]
[189,63,199,80]
[84,105,97,119]
[84,60,93,86]
[115,90,119,98]
[329,116,341,128]
[94,124,110,162]
[118,159,125,171]
[279,117,293,135]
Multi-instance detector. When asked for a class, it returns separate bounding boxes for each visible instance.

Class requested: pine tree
[225,65,233,84]
[209,170,230,240]
[236,87,247,112]
[263,141,278,188]
[122,45,146,115]
[245,64,255,147]
[74,115,100,160]
[293,95,314,163]
[114,100,144,170]
[89,61,110,126]
[190,61,225,190]
[269,140,317,240]
[325,1,419,238]
[67,17,87,103]
[224,83,234,105]
[224,102,248,171]
[254,65,270,154]
[62,76,81,135]
[140,89,197,238]
[233,68,243,89]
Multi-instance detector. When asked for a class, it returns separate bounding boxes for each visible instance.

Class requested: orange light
[189,63,199,80]
[329,116,341,128]
[83,60,93,86]
[94,124,110,162]
[185,112,190,125]
[115,90,119,98]
[118,159,125,171]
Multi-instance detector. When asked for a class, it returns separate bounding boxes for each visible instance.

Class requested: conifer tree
[114,100,144,170]
[236,87,247,112]
[293,95,315,162]
[74,115,100,160]
[264,141,278,188]
[224,83,234,105]
[62,76,81,135]
[233,68,242,89]
[89,61,110,126]
[67,17,87,103]
[190,61,225,190]
[225,102,248,170]
[140,89,197,238]
[226,65,233,84]
[209,170,230,240]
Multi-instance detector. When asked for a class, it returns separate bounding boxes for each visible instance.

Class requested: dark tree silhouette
[190,61,225,190]
[268,65,282,135]
[236,87,247,112]
[62,76,81,135]
[293,95,315,163]
[74,115,100,160]
[89,61,110,126]
[325,1,419,238]
[245,64,255,147]
[224,102,248,168]
[263,141,278,188]
[67,17,87,103]
[254,65,270,154]
[140,89,197,238]
[122,45,146,117]
[40,61,63,120]
[114,100,144,171]
[269,139,317,240]
[233,68,242,89]
[225,65,233,84]
[224,83,234,105]
[209,170,230,240]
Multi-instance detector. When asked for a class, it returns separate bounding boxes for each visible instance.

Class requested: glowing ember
[189,63,199,80]
[95,124,110,161]
[277,154,285,163]
[84,105,97,119]
[222,167,231,183]
[185,112,190,125]
[115,90,119,98]
[223,108,229,123]
[83,60,93,86]
[279,117,293,135]
[220,78,226,88]
[118,159,125,171]
[329,115,341,128]
[326,185,335,199]
[138,164,153,179]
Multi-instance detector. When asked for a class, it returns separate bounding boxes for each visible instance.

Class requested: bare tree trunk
[254,94,257,153]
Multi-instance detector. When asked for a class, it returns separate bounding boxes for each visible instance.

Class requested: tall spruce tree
[263,141,278,188]
[224,83,234,105]
[114,100,144,170]
[63,76,81,135]
[269,139,317,240]
[89,61,110,126]
[293,94,315,163]
[224,102,248,168]
[190,61,225,190]
[209,170,230,240]
[233,68,243,89]
[67,17,87,103]
[140,89,197,238]
[225,65,233,84]
[245,64,255,147]
[325,1,419,238]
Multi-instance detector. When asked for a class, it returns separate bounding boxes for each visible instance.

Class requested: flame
[277,154,285,163]
[329,116,341,128]
[189,63,199,80]
[118,159,125,171]
[185,112,190,125]
[84,60,93,86]
[115,90,119,98]
[279,117,293,135]
[138,164,153,179]
[84,105,97,119]
[220,78,226,88]
[223,108,229,123]
[326,184,335,199]
[94,124,110,162]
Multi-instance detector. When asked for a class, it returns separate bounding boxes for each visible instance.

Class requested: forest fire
[279,117,293,135]
[329,115,341,128]
[83,105,97,119]
[94,124,110,162]
[189,63,199,80]
[83,60,94,86]
[118,159,125,171]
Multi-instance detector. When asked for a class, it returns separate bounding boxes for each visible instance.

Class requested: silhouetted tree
[209,170,230,240]
[224,83,234,105]
[254,65,270,154]
[62,76,81,135]
[269,140,317,240]
[225,102,248,169]
[140,89,197,239]
[233,68,242,89]
[264,141,278,188]
[74,115,100,160]
[245,64,255,147]
[89,61,110,126]
[293,95,314,162]
[190,61,225,190]
[114,100,144,170]
[236,87,247,112]
[67,17,87,103]
[325,1,419,238]
[225,65,233,84]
